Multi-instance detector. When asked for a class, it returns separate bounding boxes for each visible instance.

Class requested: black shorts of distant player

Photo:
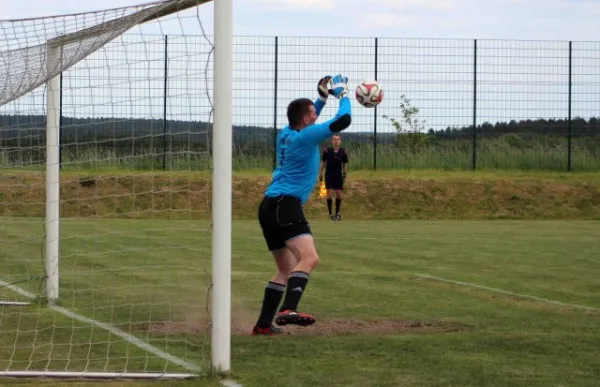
[325,173,344,190]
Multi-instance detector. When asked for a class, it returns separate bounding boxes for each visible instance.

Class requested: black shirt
[321,147,348,177]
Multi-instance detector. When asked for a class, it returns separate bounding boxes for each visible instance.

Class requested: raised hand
[331,74,348,99]
[317,75,333,102]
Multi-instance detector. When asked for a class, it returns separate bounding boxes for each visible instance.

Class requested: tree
[382,94,426,134]
[382,94,429,150]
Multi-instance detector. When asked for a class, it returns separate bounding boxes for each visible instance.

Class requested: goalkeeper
[252,74,352,335]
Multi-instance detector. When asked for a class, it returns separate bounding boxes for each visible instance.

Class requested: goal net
[0,0,232,379]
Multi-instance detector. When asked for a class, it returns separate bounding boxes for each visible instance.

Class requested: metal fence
[1,35,599,171]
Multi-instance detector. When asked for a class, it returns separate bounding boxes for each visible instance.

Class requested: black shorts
[325,174,344,190]
[258,195,312,252]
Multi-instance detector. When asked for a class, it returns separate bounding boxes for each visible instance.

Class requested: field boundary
[414,273,600,313]
[0,278,202,375]
[2,171,600,221]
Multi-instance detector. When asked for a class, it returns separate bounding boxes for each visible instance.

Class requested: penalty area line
[221,379,244,387]
[414,273,600,314]
[0,279,202,375]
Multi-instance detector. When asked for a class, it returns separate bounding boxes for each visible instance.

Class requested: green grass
[4,137,600,172]
[1,218,600,386]
[5,166,600,182]
[2,168,600,221]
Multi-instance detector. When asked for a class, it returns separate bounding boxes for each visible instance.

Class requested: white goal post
[1,0,232,379]
[211,0,233,374]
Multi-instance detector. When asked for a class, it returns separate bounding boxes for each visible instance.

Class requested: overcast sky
[1,0,599,41]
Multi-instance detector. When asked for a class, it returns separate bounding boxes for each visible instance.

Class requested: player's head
[332,135,341,147]
[287,98,317,130]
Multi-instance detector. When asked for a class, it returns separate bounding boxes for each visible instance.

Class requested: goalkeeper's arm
[298,96,352,146]
[299,74,351,145]
[313,75,332,117]
[314,98,327,117]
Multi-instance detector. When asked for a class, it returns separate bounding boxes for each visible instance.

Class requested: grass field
[1,170,600,386]
[11,136,599,171]
[2,168,600,220]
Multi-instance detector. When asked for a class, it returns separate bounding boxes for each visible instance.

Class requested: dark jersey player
[319,135,348,220]
[252,74,352,335]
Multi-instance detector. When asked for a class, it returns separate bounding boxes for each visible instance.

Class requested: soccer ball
[355,80,383,108]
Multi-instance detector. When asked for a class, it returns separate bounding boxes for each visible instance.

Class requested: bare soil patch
[137,316,468,337]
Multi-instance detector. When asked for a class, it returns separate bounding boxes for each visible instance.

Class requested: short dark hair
[287,98,314,128]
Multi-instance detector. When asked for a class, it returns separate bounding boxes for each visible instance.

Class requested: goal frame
[6,0,233,378]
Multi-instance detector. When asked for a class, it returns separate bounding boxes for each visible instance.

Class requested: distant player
[319,135,348,220]
[252,74,352,335]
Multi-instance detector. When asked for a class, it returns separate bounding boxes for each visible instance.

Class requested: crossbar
[48,0,210,46]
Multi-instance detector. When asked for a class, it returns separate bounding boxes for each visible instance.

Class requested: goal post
[211,0,233,375]
[1,0,233,379]
[45,42,62,303]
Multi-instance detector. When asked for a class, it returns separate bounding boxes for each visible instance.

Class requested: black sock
[256,281,285,328]
[279,271,309,312]
[335,198,342,215]
[327,199,332,215]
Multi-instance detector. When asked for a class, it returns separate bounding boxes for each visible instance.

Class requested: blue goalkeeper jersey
[265,96,352,205]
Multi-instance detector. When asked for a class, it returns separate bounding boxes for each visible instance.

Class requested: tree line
[0,113,598,151]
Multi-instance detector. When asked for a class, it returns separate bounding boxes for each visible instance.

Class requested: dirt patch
[137,317,468,336]
[278,319,466,336]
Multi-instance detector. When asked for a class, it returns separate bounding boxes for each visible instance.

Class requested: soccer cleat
[335,214,342,221]
[251,325,285,335]
[275,310,316,327]
[329,214,335,221]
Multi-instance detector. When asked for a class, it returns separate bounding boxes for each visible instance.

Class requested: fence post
[373,37,378,170]
[162,35,168,171]
[568,40,572,172]
[272,36,279,171]
[472,39,477,170]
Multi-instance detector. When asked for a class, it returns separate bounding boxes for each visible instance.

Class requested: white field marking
[0,279,202,374]
[0,371,195,379]
[0,301,31,306]
[221,379,244,387]
[414,273,600,313]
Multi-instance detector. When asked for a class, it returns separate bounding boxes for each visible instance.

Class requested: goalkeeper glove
[331,74,348,99]
[317,76,333,102]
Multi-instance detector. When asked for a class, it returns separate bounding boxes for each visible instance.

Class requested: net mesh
[1,0,211,106]
[0,0,216,378]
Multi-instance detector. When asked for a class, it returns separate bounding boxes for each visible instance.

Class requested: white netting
[0,0,217,379]
[1,0,212,106]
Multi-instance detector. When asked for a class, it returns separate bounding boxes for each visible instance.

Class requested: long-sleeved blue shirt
[264,96,352,205]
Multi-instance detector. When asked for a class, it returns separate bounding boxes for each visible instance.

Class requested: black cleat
[275,310,316,327]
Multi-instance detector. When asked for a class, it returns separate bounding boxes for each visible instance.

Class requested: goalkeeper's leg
[254,197,298,335]
[252,248,298,335]
[275,235,319,327]
[257,195,317,328]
